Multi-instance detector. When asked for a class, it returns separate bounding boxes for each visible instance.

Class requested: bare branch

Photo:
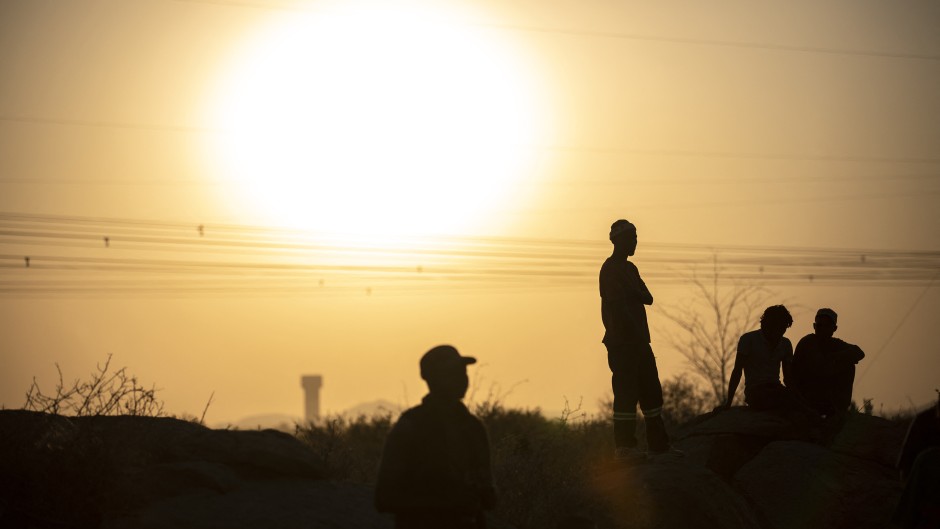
[22,354,165,417]
[657,264,775,406]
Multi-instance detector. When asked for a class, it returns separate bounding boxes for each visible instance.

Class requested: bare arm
[782,342,794,387]
[723,336,747,408]
[726,363,743,408]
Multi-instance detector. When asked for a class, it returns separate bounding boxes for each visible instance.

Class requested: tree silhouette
[658,259,775,406]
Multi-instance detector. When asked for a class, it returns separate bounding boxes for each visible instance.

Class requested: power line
[2,211,938,257]
[2,211,938,296]
[3,173,939,187]
[4,115,940,164]
[856,271,940,382]
[0,115,211,133]
[164,0,940,62]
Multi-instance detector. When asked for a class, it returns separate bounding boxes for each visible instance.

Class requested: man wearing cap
[792,308,866,419]
[600,219,678,461]
[375,345,496,528]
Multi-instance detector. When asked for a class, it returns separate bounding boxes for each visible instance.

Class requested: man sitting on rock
[722,305,818,428]
[375,345,496,529]
[791,308,865,420]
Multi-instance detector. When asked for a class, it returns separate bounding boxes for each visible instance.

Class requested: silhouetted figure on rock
[599,219,681,462]
[723,305,819,431]
[375,345,496,529]
[792,308,865,422]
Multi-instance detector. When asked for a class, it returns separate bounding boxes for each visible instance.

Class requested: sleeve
[598,261,618,299]
[634,265,654,305]
[832,339,865,365]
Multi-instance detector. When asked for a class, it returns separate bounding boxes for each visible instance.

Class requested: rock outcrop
[585,408,907,529]
[0,408,909,529]
[0,410,390,529]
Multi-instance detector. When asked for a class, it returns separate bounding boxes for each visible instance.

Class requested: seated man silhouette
[375,345,496,529]
[723,305,817,426]
[791,308,865,419]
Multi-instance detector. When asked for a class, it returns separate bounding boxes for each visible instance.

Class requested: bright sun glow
[206,2,547,239]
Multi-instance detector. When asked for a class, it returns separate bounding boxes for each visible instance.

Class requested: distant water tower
[301,375,323,422]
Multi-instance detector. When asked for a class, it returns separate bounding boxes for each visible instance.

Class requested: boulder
[735,441,902,529]
[585,409,908,529]
[589,458,761,529]
[0,410,356,529]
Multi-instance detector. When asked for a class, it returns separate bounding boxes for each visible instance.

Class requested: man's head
[813,308,838,339]
[759,305,793,343]
[420,344,476,400]
[609,219,637,255]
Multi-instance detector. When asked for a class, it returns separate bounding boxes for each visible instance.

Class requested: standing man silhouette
[599,219,679,461]
[375,345,496,528]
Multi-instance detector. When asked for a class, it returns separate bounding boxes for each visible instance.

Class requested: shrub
[295,413,394,483]
[479,403,610,528]
[23,354,165,417]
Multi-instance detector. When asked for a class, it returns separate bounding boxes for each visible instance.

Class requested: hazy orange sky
[1,0,938,423]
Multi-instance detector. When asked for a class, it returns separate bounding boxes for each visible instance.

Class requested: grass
[15,357,919,529]
[292,385,709,529]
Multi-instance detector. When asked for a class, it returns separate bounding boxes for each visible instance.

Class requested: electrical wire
[2,212,938,295]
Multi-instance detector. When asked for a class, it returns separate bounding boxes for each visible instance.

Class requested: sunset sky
[1,0,938,424]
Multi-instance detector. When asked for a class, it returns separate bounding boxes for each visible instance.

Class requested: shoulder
[392,405,430,434]
[739,330,759,344]
[737,331,756,354]
[464,413,490,443]
[796,333,815,347]
[466,411,486,430]
[794,334,815,356]
[600,257,621,274]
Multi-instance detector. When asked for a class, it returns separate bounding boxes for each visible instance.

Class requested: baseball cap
[420,345,476,380]
[816,308,838,324]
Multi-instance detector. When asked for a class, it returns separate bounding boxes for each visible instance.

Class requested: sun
[205,2,548,239]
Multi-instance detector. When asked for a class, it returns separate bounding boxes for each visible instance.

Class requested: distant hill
[217,399,403,431]
[342,399,401,418]
[227,413,300,432]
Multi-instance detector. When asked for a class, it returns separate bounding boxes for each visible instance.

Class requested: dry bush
[598,373,714,434]
[658,262,775,407]
[295,413,394,483]
[295,382,714,528]
[477,402,610,528]
[23,354,165,417]
[660,373,712,427]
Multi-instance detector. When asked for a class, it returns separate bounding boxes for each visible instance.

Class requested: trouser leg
[636,343,669,452]
[607,344,639,449]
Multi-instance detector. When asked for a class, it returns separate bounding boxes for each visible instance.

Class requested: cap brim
[461,356,477,365]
